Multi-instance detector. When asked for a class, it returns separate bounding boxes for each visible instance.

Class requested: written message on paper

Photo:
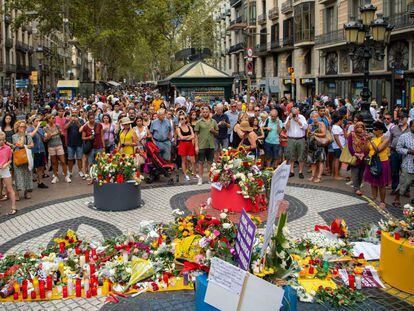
[235,209,257,270]
[208,257,247,295]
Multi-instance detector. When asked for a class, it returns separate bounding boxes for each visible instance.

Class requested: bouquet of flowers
[90,150,143,185]
[210,147,273,207]
[379,204,414,244]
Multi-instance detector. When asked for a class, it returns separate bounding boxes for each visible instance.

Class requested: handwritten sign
[207,257,247,295]
[260,162,291,257]
[235,209,257,270]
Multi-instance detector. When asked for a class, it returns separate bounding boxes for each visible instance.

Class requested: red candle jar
[22,288,28,299]
[108,281,112,292]
[91,248,97,259]
[85,251,90,263]
[59,242,66,254]
[394,232,401,240]
[91,286,97,296]
[62,286,68,298]
[31,290,36,299]
[39,281,46,299]
[46,276,53,291]
[89,264,95,276]
[13,292,19,300]
[308,265,314,274]
[75,247,81,255]
[75,279,82,297]
[86,290,91,298]
[348,274,355,289]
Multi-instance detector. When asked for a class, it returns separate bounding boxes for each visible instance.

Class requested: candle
[394,232,401,240]
[86,290,91,298]
[355,276,362,290]
[31,290,36,300]
[91,248,97,259]
[59,242,66,254]
[46,275,53,291]
[79,255,86,268]
[85,250,90,263]
[97,287,102,296]
[46,291,52,299]
[122,251,128,263]
[39,280,46,299]
[91,286,97,296]
[102,279,109,296]
[89,264,95,276]
[32,277,39,294]
[13,292,18,300]
[75,279,82,297]
[84,279,90,292]
[62,285,68,298]
[348,274,355,289]
[13,281,19,294]
[308,265,315,275]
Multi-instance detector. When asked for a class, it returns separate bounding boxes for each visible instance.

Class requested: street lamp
[344,0,393,130]
[36,47,44,101]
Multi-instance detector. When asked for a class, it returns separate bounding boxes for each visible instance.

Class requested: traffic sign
[246,61,254,75]
[288,67,294,74]
[247,48,253,57]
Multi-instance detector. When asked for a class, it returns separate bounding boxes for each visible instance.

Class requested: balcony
[270,40,281,50]
[294,28,315,46]
[283,36,294,47]
[268,7,279,20]
[5,38,13,49]
[258,13,267,25]
[315,29,345,46]
[281,0,293,14]
[228,42,245,54]
[16,41,29,53]
[389,12,414,31]
[228,16,247,30]
[230,0,242,7]
[16,64,30,74]
[5,64,16,73]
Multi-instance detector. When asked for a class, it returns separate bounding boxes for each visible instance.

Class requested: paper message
[351,242,381,261]
[208,257,247,295]
[261,162,290,257]
[235,209,257,270]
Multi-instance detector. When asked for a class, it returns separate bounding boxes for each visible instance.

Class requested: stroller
[144,140,176,184]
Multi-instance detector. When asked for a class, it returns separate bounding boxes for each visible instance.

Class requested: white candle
[122,251,128,263]
[79,255,86,267]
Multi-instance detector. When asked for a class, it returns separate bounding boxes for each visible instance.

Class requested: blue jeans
[390,149,402,191]
[155,141,171,161]
[88,148,103,164]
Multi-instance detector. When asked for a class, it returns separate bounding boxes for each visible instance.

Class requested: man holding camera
[285,107,308,178]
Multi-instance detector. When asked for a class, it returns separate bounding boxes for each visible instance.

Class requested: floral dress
[12,133,33,192]
[307,123,326,164]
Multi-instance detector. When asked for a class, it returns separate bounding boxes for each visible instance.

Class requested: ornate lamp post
[35,47,44,101]
[344,0,393,130]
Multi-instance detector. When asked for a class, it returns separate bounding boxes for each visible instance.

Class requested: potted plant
[90,150,143,211]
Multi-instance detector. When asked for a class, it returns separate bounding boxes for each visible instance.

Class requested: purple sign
[235,209,257,271]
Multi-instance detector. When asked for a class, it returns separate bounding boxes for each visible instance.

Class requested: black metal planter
[93,181,142,211]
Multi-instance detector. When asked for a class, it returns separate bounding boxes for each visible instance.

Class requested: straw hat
[239,120,253,132]
[120,117,133,125]
[14,120,27,132]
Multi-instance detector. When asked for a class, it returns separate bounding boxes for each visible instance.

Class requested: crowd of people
[0,87,412,216]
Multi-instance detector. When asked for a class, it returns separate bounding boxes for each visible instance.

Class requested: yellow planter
[380,232,414,294]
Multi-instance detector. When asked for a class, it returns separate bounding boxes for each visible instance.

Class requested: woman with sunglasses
[176,114,197,181]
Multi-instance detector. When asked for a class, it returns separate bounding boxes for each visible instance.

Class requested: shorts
[198,148,214,163]
[88,148,103,164]
[33,152,46,169]
[333,148,342,159]
[67,146,83,160]
[48,145,65,156]
[286,138,306,162]
[178,141,195,157]
[0,167,11,178]
[264,142,280,160]
[398,168,414,195]
[214,138,229,152]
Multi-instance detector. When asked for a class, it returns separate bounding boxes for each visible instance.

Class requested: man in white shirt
[175,94,186,108]
[284,107,308,178]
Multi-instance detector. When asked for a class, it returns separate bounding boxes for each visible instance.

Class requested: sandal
[308,176,314,182]
[392,201,402,208]
[0,195,8,201]
[355,190,362,196]
[313,178,321,183]
[7,209,17,215]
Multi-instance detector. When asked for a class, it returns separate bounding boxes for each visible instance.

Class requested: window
[283,18,294,45]
[286,54,292,71]
[270,23,279,47]
[261,57,266,77]
[349,0,363,21]
[383,0,406,16]
[229,55,232,70]
[294,2,315,43]
[324,5,337,33]
[262,0,266,14]
[260,27,266,46]
[325,52,338,75]
[273,54,278,76]
[304,51,312,74]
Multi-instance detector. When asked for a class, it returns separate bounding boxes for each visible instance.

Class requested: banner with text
[235,209,257,270]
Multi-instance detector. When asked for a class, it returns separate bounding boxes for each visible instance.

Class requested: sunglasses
[231,105,237,108]
[385,117,391,120]
[254,109,260,112]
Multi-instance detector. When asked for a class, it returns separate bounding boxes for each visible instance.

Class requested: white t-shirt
[175,96,186,107]
[332,124,345,149]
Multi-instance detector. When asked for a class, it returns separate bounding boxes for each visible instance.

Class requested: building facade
[212,0,414,106]
[0,1,95,96]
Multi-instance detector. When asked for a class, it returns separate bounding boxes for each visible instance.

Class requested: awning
[57,80,79,88]
[107,81,121,87]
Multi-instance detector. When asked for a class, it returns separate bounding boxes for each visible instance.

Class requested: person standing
[393,120,414,207]
[12,120,34,199]
[284,107,308,178]
[27,116,48,189]
[65,111,84,178]
[263,109,283,168]
[331,113,346,180]
[194,106,218,185]
[364,121,390,210]
[212,104,230,158]
[150,109,172,161]
[176,115,197,181]
[118,117,138,155]
[389,113,409,195]
[306,111,327,183]
[0,132,16,215]
[225,102,239,145]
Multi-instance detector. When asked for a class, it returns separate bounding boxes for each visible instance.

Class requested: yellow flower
[178,226,184,231]
[183,231,189,237]
[204,230,211,237]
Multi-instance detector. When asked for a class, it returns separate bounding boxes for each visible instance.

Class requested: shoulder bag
[82,124,96,155]
[13,135,29,167]
[339,145,357,166]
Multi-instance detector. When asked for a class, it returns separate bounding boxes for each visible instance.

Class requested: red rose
[210,219,221,226]
[68,238,74,244]
[242,161,249,168]
[256,179,264,187]
[116,174,124,183]
[212,175,219,182]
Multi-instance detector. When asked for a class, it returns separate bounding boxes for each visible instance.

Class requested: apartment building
[213,0,414,104]
[315,0,414,105]
[213,1,232,75]
[0,2,95,96]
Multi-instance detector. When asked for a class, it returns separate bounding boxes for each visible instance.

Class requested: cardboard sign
[261,162,290,257]
[205,257,247,310]
[235,209,257,270]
